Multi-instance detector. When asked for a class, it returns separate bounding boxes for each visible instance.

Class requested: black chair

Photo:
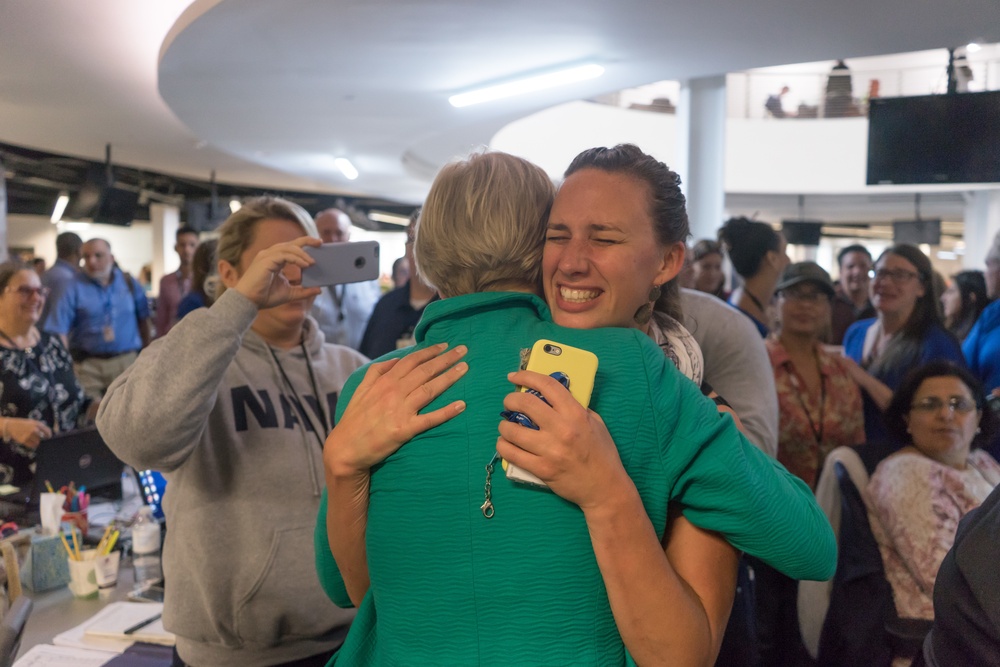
[0,596,32,667]
[817,462,930,666]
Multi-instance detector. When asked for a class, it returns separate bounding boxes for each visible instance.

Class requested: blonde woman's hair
[214,196,318,296]
[415,151,555,298]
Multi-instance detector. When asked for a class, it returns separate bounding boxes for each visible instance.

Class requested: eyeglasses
[780,290,829,304]
[872,268,919,283]
[5,285,50,299]
[910,396,977,414]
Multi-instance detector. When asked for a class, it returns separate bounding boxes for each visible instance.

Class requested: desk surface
[18,563,137,658]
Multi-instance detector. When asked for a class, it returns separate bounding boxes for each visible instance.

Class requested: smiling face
[905,375,981,468]
[839,250,872,300]
[0,269,47,327]
[542,169,680,331]
[870,253,925,322]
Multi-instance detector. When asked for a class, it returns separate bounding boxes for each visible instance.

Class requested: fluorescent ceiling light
[449,63,605,108]
[368,211,411,226]
[229,198,242,213]
[50,192,70,223]
[335,158,359,180]
[61,222,92,232]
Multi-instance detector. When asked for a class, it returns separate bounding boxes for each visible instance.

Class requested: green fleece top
[315,292,835,666]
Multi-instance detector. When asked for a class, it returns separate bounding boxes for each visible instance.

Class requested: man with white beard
[46,238,151,400]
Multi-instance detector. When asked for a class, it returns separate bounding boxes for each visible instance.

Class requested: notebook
[77,602,174,647]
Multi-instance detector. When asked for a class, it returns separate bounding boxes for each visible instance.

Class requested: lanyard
[791,366,826,445]
[267,340,330,449]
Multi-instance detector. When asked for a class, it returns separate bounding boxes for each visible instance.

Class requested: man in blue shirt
[39,231,82,327]
[46,238,151,400]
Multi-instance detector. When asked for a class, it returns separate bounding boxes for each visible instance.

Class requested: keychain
[481,452,498,518]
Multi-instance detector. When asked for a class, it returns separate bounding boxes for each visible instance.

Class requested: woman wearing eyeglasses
[867,361,1000,664]
[0,261,86,487]
[842,245,964,448]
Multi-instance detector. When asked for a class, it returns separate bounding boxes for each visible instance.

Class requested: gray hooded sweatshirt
[97,289,365,667]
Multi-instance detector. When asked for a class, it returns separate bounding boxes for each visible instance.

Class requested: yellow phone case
[504,339,599,487]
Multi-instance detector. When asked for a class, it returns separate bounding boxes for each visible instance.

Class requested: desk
[17,564,135,658]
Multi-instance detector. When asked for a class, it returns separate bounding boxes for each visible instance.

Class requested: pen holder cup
[94,550,121,589]
[67,549,98,598]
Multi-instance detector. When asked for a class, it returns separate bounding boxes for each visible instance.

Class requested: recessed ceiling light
[229,198,242,213]
[449,63,605,108]
[966,42,981,53]
[335,158,359,180]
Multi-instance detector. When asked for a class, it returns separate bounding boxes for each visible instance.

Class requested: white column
[675,75,727,243]
[149,203,180,297]
[963,191,1000,268]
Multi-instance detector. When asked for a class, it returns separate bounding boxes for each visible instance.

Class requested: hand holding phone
[302,241,380,287]
[503,340,598,487]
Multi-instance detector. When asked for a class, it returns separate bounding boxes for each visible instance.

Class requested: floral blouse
[0,331,86,485]
[765,337,864,489]
[867,449,1000,621]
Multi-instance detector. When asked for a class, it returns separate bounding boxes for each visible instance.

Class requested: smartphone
[503,339,599,487]
[302,241,379,287]
[127,582,165,603]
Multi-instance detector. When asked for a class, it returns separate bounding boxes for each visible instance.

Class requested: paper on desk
[13,643,116,667]
[53,601,174,653]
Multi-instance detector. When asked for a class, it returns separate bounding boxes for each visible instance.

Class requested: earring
[634,284,662,326]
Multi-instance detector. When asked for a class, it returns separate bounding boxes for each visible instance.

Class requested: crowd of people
[3,141,999,666]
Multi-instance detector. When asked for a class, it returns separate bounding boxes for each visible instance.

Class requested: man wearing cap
[760,261,865,665]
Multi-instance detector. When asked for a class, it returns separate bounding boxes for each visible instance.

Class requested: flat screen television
[867,91,1000,185]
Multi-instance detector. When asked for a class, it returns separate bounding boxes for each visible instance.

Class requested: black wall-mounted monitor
[867,91,1000,185]
[93,186,139,226]
[893,219,941,246]
[781,220,824,246]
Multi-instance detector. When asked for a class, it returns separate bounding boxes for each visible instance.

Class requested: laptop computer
[32,426,125,504]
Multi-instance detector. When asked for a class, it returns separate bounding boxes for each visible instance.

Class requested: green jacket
[316,292,835,666]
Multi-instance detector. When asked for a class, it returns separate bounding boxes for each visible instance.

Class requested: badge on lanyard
[103,325,116,343]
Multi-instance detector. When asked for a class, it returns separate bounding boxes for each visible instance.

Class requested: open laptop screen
[33,426,124,502]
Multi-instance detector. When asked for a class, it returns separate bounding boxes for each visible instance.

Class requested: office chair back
[0,596,32,667]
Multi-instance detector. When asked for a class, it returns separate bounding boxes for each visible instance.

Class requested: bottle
[132,505,162,586]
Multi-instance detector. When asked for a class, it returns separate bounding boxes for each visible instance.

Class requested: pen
[123,613,162,635]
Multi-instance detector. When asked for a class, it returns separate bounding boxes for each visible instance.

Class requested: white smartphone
[302,241,380,287]
[503,339,599,487]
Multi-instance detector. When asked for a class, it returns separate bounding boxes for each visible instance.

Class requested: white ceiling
[2,0,998,204]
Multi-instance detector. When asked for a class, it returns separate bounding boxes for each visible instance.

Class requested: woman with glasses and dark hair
[0,261,86,487]
[867,361,1000,663]
[842,245,965,448]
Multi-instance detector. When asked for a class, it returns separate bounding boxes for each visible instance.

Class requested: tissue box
[20,533,71,593]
